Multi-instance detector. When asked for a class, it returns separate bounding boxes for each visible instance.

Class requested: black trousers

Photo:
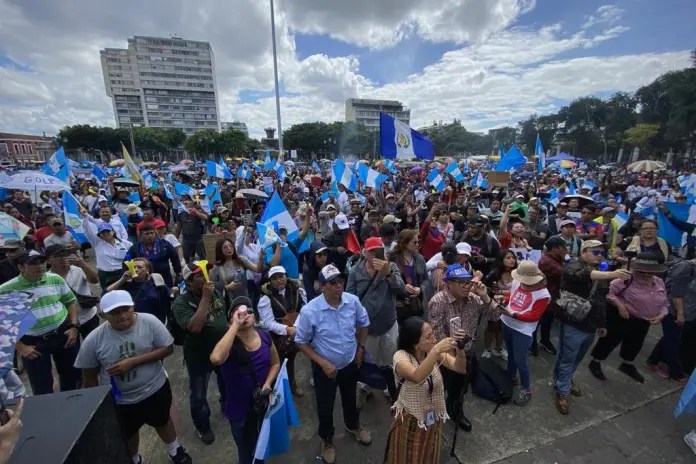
[441,351,475,418]
[680,320,696,376]
[591,306,651,363]
[312,361,359,441]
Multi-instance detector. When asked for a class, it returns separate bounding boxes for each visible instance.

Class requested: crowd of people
[0,158,695,463]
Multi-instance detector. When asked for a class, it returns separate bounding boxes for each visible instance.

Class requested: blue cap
[97,223,114,234]
[443,264,472,281]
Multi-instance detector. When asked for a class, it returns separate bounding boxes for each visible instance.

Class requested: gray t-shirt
[74,313,173,404]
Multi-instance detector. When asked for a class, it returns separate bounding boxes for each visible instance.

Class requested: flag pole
[269,0,284,158]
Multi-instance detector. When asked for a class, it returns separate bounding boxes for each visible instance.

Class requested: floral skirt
[383,411,443,464]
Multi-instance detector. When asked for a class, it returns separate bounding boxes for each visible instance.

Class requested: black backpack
[471,357,513,413]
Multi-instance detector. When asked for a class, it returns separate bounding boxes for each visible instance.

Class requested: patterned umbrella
[0,292,36,377]
[627,160,666,172]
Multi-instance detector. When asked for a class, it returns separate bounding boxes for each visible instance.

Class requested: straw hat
[512,260,545,286]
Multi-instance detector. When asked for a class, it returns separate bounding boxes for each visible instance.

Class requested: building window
[13,144,19,154]
[28,145,33,154]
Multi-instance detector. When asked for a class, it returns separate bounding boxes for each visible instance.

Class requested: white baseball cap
[319,264,342,283]
[456,242,472,256]
[334,213,349,230]
[100,290,134,313]
[268,265,286,278]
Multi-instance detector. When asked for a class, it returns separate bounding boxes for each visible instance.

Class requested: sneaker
[492,348,508,361]
[645,362,670,379]
[588,360,607,381]
[169,446,193,464]
[197,427,215,445]
[618,363,645,383]
[321,440,336,464]
[570,380,582,397]
[684,430,696,455]
[345,426,372,445]
[514,389,532,406]
[356,387,371,409]
[555,393,569,415]
[540,340,557,355]
[481,349,492,359]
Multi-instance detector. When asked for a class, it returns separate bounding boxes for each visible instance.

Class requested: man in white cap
[295,264,371,464]
[321,213,356,274]
[75,290,192,464]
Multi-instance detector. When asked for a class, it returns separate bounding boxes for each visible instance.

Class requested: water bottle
[110,376,122,400]
[598,261,609,271]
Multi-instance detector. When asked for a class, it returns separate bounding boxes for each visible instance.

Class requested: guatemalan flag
[333,160,358,191]
[657,202,696,249]
[380,113,434,160]
[91,165,108,182]
[206,160,232,180]
[253,359,300,461]
[42,147,70,182]
[535,134,545,173]
[384,159,397,174]
[260,192,310,253]
[141,170,159,190]
[444,162,465,182]
[356,163,387,190]
[471,171,488,189]
[237,164,251,180]
[62,191,88,244]
[427,168,445,192]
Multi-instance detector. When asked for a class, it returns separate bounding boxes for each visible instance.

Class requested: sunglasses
[590,250,604,256]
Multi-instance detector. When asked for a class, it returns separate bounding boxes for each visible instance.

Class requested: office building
[100,35,220,135]
[221,121,248,136]
[345,98,410,131]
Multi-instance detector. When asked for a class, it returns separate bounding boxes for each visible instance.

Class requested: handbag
[557,281,598,322]
[68,285,100,310]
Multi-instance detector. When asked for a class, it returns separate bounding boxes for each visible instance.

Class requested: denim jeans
[22,333,80,395]
[647,313,684,379]
[554,323,595,395]
[187,362,226,432]
[312,361,359,441]
[503,324,533,391]
[229,416,262,464]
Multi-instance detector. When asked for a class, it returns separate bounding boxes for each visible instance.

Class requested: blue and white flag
[128,192,141,205]
[42,147,70,182]
[582,180,596,191]
[320,183,340,202]
[62,191,88,244]
[260,192,310,253]
[141,170,159,190]
[174,182,197,199]
[275,162,286,182]
[471,171,488,189]
[547,188,559,207]
[206,160,232,180]
[253,359,300,461]
[237,164,252,180]
[264,150,277,171]
[380,113,434,160]
[535,134,545,173]
[427,169,445,192]
[205,184,222,207]
[91,165,108,182]
[312,161,322,173]
[614,211,630,229]
[333,160,358,191]
[354,191,367,205]
[356,163,387,190]
[384,159,397,174]
[444,162,465,182]
[163,182,174,200]
[567,181,576,195]
[256,222,280,248]
[658,202,696,248]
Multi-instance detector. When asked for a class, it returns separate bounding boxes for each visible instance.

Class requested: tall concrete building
[345,98,410,131]
[100,36,220,135]
[221,121,248,136]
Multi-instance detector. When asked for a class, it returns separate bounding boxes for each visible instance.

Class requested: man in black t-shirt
[461,215,500,276]
[0,240,25,284]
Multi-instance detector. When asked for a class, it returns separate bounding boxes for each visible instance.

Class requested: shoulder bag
[557,280,598,322]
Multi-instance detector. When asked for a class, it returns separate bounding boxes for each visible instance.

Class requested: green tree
[215,129,248,155]
[624,124,660,154]
[184,129,218,156]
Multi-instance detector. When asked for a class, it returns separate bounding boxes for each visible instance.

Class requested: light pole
[269,0,283,158]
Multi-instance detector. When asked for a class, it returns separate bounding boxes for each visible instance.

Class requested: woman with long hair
[389,229,432,323]
[210,297,280,464]
[483,250,517,360]
[209,237,265,300]
[418,205,450,260]
[384,317,467,464]
[106,257,171,323]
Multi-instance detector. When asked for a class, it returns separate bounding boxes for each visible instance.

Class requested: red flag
[345,230,361,255]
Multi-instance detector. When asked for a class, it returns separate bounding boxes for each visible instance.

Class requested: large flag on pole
[253,359,300,461]
[42,147,70,182]
[121,143,142,182]
[380,113,434,160]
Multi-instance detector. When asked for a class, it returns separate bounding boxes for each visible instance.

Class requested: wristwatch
[68,321,81,330]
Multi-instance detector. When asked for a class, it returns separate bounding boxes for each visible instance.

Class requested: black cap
[44,244,72,259]
[545,236,567,250]
[16,250,46,265]
[468,215,486,227]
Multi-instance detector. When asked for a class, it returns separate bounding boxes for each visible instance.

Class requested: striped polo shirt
[0,272,77,336]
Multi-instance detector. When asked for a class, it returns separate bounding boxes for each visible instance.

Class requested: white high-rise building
[100,36,220,135]
[221,121,249,136]
[345,98,410,132]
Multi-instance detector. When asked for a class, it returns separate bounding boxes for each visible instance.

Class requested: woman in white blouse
[82,214,132,290]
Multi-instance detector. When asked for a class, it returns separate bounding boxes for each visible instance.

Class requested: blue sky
[0,0,693,138]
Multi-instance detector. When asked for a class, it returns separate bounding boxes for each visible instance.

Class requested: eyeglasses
[449,280,473,288]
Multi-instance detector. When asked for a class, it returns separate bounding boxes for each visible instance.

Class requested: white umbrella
[0,171,69,192]
[627,160,666,172]
[284,160,295,167]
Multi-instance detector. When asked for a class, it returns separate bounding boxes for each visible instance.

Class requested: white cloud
[0,1,691,143]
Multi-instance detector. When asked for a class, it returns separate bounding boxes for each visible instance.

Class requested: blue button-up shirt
[294,292,370,370]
